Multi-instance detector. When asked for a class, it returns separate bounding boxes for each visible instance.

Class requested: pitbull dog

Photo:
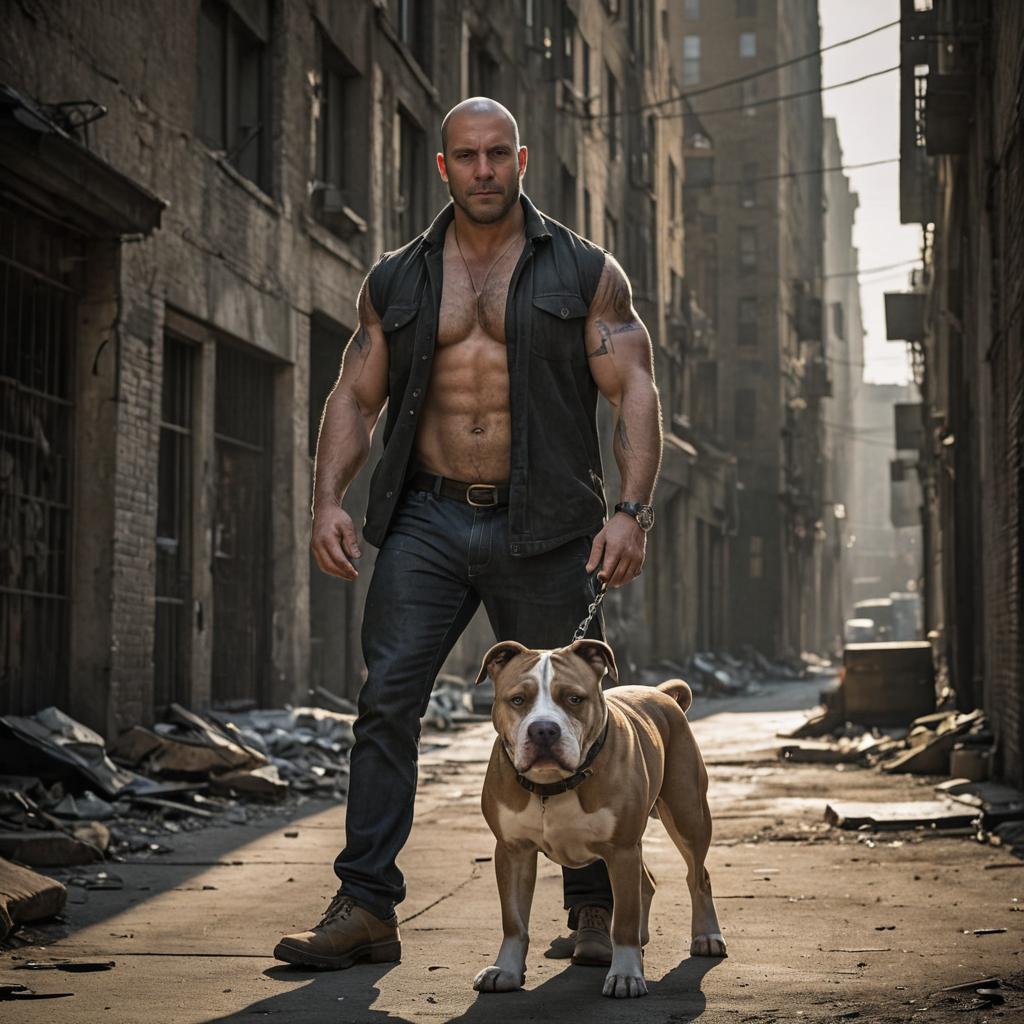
[472,638,725,999]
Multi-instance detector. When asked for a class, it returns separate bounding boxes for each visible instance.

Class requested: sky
[819,0,919,385]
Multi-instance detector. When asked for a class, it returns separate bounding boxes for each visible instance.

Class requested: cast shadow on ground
[197,954,721,1023]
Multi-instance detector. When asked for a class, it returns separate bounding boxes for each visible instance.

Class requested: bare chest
[437,232,524,348]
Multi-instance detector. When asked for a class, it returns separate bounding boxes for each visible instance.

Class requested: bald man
[275,98,662,972]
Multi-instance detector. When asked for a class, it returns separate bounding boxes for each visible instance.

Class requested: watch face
[637,506,655,531]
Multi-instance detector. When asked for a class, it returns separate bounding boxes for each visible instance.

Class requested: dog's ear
[476,640,529,685]
[569,639,618,685]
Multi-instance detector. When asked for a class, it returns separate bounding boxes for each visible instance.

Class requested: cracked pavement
[2,676,1021,1022]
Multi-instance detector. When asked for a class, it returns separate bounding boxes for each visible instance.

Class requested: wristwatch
[614,501,655,532]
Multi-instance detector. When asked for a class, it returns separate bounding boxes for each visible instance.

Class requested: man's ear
[569,639,618,685]
[476,640,529,685]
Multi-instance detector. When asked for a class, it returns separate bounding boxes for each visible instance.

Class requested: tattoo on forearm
[615,416,633,453]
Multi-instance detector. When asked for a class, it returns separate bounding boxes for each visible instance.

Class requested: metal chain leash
[571,580,609,642]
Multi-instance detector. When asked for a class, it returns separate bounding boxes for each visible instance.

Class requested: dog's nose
[527,719,562,746]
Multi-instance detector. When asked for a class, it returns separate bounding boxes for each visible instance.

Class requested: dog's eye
[509,695,525,706]
[567,695,584,705]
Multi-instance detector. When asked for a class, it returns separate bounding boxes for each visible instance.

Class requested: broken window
[197,0,272,193]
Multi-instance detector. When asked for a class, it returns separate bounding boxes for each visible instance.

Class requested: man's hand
[311,504,362,581]
[586,513,646,589]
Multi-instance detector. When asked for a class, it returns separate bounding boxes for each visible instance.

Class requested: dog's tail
[658,678,693,713]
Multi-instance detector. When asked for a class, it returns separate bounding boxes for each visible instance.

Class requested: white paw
[473,965,524,993]
[690,932,727,957]
[602,971,648,998]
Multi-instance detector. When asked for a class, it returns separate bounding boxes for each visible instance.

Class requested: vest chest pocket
[381,303,419,335]
[381,303,420,377]
[531,293,589,361]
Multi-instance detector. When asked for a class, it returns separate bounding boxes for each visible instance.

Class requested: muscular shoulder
[367,234,429,315]
[588,253,636,323]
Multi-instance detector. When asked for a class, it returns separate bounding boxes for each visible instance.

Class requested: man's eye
[509,695,525,706]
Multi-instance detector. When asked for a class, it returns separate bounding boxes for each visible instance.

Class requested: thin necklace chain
[453,224,524,318]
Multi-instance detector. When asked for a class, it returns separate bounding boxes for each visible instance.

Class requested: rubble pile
[670,647,811,697]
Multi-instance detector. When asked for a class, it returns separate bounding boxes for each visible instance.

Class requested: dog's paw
[690,933,728,957]
[602,972,648,998]
[473,965,524,993]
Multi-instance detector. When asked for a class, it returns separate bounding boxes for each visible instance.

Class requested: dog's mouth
[518,746,575,774]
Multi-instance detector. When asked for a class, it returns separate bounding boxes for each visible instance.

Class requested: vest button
[560,307,569,318]
[386,490,393,498]
[511,544,520,553]
[412,389,421,397]
[421,354,428,360]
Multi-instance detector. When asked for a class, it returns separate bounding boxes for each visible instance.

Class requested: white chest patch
[494,792,617,868]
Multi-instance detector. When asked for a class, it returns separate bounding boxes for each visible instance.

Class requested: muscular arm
[310,278,388,579]
[583,254,663,587]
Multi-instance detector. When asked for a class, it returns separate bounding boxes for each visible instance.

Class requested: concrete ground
[3,677,1021,1022]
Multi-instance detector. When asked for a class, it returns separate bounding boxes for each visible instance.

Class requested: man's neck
[451,198,525,258]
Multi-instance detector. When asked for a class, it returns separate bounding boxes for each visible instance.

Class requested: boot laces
[577,905,609,931]
[317,893,356,928]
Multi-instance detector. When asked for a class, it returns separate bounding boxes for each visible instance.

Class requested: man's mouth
[471,189,502,197]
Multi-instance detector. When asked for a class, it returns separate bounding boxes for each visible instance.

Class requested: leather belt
[408,472,510,508]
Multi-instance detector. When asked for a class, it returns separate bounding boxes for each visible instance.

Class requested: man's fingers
[339,520,362,561]
[586,535,606,575]
[313,535,358,581]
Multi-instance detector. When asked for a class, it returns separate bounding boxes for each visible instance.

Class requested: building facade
[892,0,1024,786]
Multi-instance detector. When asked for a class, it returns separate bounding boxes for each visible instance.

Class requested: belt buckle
[466,483,498,507]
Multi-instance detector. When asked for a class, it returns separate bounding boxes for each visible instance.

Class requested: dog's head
[476,639,617,781]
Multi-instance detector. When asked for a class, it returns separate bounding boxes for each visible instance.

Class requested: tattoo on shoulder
[609,273,633,320]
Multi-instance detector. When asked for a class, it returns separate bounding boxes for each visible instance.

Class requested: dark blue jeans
[334,487,614,923]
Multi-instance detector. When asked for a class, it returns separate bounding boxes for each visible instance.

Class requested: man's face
[437,113,527,225]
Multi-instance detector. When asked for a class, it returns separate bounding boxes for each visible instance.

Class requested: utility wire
[587,18,900,121]
[825,258,923,279]
[684,157,899,190]
[650,65,900,122]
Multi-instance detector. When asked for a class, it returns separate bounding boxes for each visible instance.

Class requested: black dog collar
[509,717,610,798]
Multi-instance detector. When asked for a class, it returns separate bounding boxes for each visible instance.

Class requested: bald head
[440,97,520,157]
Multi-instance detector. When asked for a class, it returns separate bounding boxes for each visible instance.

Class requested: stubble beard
[449,176,522,225]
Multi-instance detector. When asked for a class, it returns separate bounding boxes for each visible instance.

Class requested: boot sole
[273,938,401,971]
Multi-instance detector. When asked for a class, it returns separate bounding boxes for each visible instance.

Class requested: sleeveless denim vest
[363,194,608,557]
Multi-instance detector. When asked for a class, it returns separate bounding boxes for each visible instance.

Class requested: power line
[588,18,900,122]
[825,258,923,279]
[684,157,899,191]
[653,65,899,122]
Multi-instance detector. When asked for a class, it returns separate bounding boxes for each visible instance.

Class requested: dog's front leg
[602,845,647,998]
[473,841,537,993]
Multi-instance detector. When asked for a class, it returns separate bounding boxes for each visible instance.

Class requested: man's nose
[527,719,562,746]
[473,157,495,178]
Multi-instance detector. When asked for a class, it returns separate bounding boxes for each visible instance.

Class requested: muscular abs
[413,224,525,484]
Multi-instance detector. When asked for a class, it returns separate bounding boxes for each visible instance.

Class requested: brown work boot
[274,892,401,970]
[571,905,613,966]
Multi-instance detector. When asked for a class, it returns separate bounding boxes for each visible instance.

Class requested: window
[735,388,756,441]
[685,155,714,187]
[668,157,679,220]
[525,0,534,28]
[316,31,365,232]
[197,0,272,193]
[606,65,620,160]
[604,208,618,252]
[469,36,498,97]
[739,31,757,58]
[694,361,718,434]
[737,297,758,346]
[749,535,763,578]
[397,108,427,241]
[832,301,846,340]
[684,0,701,17]
[562,4,576,81]
[736,0,757,15]
[584,189,593,239]
[670,270,686,319]
[740,78,758,115]
[683,36,701,86]
[560,163,577,230]
[582,36,592,104]
[390,0,430,71]
[738,226,757,272]
[739,161,757,207]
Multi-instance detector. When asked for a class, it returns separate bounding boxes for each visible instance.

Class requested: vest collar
[422,193,551,249]
[506,715,610,798]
